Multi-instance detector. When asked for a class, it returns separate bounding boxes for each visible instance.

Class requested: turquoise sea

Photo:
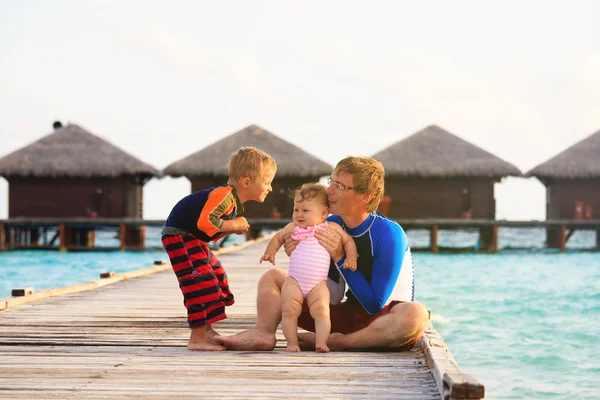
[0,227,598,399]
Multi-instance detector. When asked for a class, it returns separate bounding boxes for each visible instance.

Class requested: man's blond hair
[228,147,276,183]
[335,156,385,213]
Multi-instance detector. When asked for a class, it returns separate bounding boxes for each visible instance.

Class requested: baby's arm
[327,222,358,271]
[260,222,296,265]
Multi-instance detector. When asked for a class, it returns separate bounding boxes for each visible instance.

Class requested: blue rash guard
[326,213,414,314]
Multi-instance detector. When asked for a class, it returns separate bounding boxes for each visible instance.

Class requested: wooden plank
[421,324,463,397]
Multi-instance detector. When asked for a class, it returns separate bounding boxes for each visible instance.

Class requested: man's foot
[187,338,226,351]
[298,332,344,351]
[214,327,276,351]
[286,344,301,352]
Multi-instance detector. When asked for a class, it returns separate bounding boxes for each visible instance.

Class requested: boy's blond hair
[228,147,276,183]
[293,182,328,207]
[335,156,384,213]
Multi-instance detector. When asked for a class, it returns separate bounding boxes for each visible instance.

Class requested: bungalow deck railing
[0,218,599,252]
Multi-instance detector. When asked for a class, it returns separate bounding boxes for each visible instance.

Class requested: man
[216,156,429,351]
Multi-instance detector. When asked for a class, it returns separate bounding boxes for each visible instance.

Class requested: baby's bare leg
[306,281,331,353]
[281,277,304,352]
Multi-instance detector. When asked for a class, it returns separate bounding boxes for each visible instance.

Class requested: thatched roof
[526,129,600,180]
[163,124,333,178]
[0,123,160,179]
[371,125,521,178]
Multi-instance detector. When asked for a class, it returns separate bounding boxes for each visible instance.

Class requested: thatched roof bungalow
[163,124,332,218]
[372,125,521,219]
[526,128,600,221]
[0,122,160,219]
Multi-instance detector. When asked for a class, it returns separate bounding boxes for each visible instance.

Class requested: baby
[260,183,357,352]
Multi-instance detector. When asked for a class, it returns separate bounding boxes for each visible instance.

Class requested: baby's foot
[286,344,301,352]
[316,343,330,353]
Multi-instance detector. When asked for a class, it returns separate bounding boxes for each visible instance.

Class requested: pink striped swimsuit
[288,222,331,296]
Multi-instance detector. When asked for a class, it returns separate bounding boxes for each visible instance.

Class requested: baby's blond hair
[228,147,276,183]
[293,182,328,207]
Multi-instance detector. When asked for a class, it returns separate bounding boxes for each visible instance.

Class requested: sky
[1,1,599,220]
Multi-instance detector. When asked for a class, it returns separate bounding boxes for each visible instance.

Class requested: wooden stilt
[8,227,15,250]
[430,224,439,253]
[59,224,67,252]
[120,224,127,251]
[0,223,4,252]
[596,229,600,250]
[559,224,567,252]
[546,227,560,249]
[490,225,498,253]
[479,226,498,252]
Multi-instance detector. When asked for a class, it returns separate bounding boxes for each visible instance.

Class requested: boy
[161,147,277,351]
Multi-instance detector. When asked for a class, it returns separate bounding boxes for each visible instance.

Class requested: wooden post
[59,224,67,252]
[139,225,146,249]
[478,226,498,252]
[87,230,96,248]
[430,224,439,253]
[596,229,600,250]
[8,227,15,250]
[559,224,567,252]
[120,224,127,251]
[443,372,485,399]
[0,223,4,252]
[490,224,498,253]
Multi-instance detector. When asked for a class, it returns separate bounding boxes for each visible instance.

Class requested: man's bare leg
[281,277,304,352]
[306,281,331,352]
[215,268,286,350]
[298,301,429,351]
[188,325,226,351]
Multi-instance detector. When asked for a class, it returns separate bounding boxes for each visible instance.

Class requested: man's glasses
[327,176,354,191]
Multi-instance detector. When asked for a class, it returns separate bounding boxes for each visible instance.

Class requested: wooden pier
[0,237,483,399]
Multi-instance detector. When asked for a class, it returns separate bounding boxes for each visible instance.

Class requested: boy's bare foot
[285,344,301,352]
[205,325,220,342]
[187,339,226,351]
[214,327,276,351]
[315,344,330,353]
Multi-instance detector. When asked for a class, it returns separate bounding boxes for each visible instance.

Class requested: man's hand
[283,232,299,256]
[260,253,276,265]
[315,226,344,262]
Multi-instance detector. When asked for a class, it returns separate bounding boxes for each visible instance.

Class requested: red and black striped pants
[162,234,234,328]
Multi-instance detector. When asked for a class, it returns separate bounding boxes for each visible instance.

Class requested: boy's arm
[260,223,295,265]
[197,187,238,236]
[328,223,358,270]
[220,217,248,234]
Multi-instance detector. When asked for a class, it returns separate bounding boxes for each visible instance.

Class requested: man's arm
[260,223,295,264]
[338,224,408,314]
[327,223,357,271]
